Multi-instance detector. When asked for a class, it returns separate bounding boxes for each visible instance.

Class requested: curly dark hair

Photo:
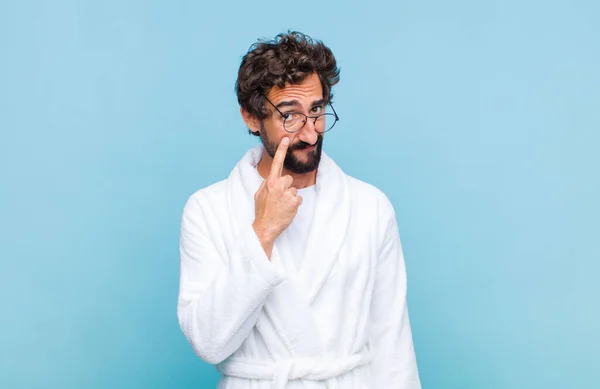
[235,31,340,136]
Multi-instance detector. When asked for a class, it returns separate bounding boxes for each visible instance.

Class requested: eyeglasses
[263,96,339,134]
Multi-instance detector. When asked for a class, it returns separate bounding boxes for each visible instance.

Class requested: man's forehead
[267,73,323,103]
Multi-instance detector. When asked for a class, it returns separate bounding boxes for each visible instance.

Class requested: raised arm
[177,137,303,364]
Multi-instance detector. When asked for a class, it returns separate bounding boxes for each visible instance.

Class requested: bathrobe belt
[217,347,372,389]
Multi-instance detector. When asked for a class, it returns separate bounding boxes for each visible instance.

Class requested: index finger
[269,137,289,179]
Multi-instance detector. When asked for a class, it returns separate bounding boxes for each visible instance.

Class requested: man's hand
[252,137,303,259]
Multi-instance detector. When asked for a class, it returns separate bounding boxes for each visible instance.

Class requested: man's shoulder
[185,179,229,210]
[345,174,396,218]
[346,174,392,203]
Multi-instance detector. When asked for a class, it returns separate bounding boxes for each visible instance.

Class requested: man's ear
[240,107,260,135]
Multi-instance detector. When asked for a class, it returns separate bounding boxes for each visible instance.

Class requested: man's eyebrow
[275,99,327,109]
[275,100,301,109]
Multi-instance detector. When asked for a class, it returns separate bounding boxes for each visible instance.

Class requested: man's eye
[282,113,292,119]
[311,106,324,114]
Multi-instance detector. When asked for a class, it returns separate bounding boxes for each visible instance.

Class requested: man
[177,31,421,389]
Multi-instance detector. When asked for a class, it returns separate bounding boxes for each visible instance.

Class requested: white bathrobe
[177,145,421,389]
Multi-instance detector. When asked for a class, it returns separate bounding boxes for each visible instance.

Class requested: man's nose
[298,118,319,145]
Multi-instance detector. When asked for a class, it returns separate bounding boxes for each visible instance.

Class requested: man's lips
[292,144,316,152]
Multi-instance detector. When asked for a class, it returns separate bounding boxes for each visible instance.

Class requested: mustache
[289,136,323,151]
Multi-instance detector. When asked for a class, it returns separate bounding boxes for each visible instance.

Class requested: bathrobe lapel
[297,151,352,305]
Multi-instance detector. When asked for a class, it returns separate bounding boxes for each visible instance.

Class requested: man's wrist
[252,222,276,246]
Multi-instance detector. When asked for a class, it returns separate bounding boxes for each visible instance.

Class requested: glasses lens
[284,113,306,133]
[283,107,339,133]
[315,113,338,133]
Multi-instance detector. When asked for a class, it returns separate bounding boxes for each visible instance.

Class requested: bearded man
[177,31,421,389]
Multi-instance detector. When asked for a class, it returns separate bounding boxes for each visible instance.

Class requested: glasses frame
[262,95,340,134]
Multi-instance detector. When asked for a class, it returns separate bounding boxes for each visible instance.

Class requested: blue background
[1,0,598,388]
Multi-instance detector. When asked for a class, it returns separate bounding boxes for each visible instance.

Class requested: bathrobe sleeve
[369,202,421,388]
[177,193,286,364]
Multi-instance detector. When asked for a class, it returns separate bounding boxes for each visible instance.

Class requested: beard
[259,128,324,174]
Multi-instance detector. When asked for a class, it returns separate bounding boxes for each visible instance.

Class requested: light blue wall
[1,1,598,388]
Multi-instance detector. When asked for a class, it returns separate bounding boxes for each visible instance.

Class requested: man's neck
[256,153,317,189]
